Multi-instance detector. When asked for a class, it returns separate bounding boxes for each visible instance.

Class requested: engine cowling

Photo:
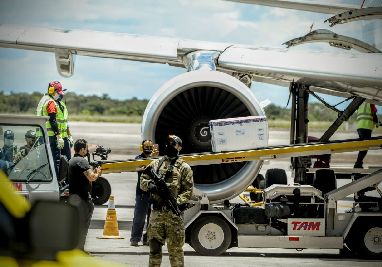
[142,70,267,203]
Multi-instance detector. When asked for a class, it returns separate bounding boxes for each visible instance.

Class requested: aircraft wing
[224,0,362,14]
[226,0,381,14]
[218,46,382,101]
[0,24,381,103]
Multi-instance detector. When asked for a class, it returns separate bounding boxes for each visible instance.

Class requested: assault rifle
[148,167,182,216]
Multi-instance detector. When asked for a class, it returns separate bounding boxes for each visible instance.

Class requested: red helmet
[48,81,64,95]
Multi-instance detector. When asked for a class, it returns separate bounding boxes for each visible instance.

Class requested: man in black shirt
[68,139,102,250]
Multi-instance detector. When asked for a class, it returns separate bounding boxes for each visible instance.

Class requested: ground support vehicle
[0,115,111,204]
[0,115,129,266]
[0,115,60,202]
[99,135,382,258]
[183,169,382,258]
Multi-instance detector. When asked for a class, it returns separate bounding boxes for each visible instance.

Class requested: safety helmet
[25,130,37,140]
[168,135,182,147]
[4,130,14,140]
[47,81,65,95]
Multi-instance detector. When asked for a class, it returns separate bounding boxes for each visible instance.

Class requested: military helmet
[168,135,182,147]
[25,130,37,140]
[4,130,14,140]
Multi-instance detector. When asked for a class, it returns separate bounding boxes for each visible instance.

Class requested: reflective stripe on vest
[41,98,69,137]
[58,101,69,138]
[356,103,374,130]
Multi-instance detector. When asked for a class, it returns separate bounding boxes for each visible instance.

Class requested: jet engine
[142,70,267,203]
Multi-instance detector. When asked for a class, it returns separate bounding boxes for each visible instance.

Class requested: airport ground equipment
[0,115,111,204]
[182,169,382,258]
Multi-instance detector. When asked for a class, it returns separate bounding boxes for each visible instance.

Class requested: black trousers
[354,128,372,168]
[49,136,61,175]
[131,190,151,243]
[68,194,94,250]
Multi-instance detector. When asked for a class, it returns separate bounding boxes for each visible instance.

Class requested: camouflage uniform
[140,156,193,267]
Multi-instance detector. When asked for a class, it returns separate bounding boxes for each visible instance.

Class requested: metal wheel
[346,218,382,259]
[190,215,232,256]
[363,226,382,256]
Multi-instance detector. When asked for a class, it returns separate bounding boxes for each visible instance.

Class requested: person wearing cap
[140,135,194,267]
[0,130,16,162]
[14,130,37,164]
[37,81,73,174]
[0,130,17,173]
[130,139,157,247]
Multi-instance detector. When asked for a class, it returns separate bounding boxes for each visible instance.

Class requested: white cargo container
[209,116,268,152]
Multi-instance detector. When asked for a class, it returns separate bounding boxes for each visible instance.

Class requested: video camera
[92,145,111,161]
[86,145,111,169]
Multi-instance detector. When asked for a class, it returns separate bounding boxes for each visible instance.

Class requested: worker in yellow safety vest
[36,81,73,174]
[354,102,379,168]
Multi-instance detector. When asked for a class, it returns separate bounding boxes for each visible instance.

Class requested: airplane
[0,0,381,203]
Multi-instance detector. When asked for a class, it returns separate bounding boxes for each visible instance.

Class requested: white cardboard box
[209,116,268,152]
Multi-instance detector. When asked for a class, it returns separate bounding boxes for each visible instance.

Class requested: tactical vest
[151,157,186,203]
[41,97,69,137]
[356,103,374,130]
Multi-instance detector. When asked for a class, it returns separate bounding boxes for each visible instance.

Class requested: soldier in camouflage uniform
[140,135,193,267]
[14,130,37,164]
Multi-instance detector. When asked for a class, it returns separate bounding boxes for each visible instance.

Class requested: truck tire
[360,223,382,259]
[313,169,336,195]
[190,215,232,256]
[91,176,111,205]
[265,168,287,188]
[346,218,382,259]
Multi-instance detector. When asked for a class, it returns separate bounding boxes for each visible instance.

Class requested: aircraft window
[0,124,53,182]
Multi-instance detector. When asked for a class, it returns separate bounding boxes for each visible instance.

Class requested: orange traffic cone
[97,196,124,239]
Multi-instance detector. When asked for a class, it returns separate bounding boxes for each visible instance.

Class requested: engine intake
[142,71,267,203]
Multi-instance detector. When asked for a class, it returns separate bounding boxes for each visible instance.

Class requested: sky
[0,0,380,108]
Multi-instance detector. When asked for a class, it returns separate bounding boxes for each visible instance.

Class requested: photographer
[68,139,102,251]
